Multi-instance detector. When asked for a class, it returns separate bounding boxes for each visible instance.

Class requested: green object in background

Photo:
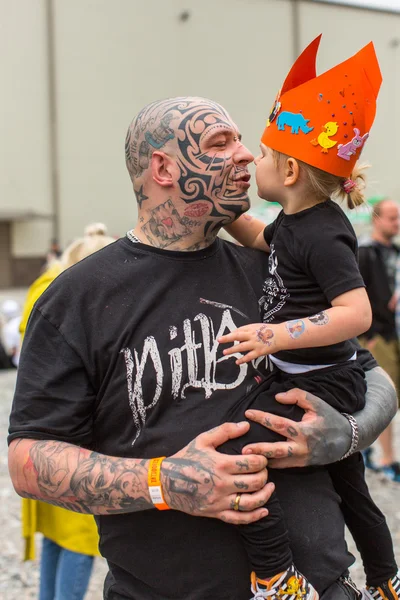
[367,195,387,206]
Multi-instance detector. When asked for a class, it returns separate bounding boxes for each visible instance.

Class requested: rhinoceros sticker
[276,111,314,135]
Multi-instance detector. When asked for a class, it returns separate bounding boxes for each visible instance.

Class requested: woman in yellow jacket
[20,224,115,600]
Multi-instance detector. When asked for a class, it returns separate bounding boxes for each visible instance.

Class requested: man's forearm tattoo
[21,440,152,515]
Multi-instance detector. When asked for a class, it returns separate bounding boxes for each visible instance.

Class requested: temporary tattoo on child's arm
[308,311,329,326]
[256,325,274,345]
[285,320,305,339]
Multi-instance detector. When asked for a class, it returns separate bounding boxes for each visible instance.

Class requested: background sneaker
[381,462,400,483]
[362,448,380,471]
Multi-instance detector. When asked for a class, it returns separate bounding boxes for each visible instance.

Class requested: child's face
[254,144,284,203]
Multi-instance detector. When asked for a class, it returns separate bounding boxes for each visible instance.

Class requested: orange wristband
[148,457,170,510]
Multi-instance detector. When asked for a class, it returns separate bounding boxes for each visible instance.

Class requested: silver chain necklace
[126,230,141,244]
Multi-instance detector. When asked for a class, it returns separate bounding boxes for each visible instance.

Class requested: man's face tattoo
[126,98,253,241]
[175,102,251,238]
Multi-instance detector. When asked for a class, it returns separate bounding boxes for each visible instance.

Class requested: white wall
[0,0,53,255]
[52,0,293,246]
[1,0,400,255]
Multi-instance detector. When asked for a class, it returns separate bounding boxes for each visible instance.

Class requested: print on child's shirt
[258,244,289,323]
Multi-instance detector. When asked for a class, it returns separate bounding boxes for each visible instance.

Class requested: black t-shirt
[262,200,365,364]
[8,237,376,599]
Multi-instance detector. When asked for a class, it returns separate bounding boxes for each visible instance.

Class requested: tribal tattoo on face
[125,97,252,241]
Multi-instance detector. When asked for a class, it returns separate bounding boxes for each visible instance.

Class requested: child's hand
[218,324,279,364]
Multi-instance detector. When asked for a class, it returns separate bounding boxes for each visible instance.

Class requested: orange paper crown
[261,35,382,178]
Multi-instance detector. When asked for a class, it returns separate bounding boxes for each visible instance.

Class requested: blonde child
[218,36,399,600]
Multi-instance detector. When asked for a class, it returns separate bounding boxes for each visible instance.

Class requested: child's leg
[218,381,295,578]
[219,379,318,598]
[280,364,398,592]
[328,454,398,588]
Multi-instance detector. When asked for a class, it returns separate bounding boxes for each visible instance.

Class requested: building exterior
[1,0,399,286]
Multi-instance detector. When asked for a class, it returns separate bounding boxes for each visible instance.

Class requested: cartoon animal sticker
[337,128,369,161]
[276,112,313,135]
[311,121,338,153]
[267,90,282,126]
[277,574,307,597]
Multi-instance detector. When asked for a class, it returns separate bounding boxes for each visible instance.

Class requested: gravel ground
[1,369,399,599]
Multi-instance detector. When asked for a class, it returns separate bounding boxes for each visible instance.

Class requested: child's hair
[272,150,369,210]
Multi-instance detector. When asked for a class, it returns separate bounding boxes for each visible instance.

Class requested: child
[218,36,399,600]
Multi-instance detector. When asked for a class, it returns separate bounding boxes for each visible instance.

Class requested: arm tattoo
[22,440,153,515]
[308,311,329,326]
[355,367,398,450]
[285,320,306,339]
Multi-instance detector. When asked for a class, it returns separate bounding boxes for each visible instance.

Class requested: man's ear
[283,157,300,187]
[151,151,176,187]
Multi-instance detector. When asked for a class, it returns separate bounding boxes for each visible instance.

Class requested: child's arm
[225,215,270,252]
[218,287,372,364]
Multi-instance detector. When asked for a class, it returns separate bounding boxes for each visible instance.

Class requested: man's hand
[242,389,352,468]
[161,422,275,524]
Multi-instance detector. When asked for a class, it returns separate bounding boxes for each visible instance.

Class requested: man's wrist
[148,457,170,510]
[339,413,359,460]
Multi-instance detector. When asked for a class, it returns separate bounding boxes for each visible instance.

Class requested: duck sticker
[337,128,369,161]
[311,121,338,153]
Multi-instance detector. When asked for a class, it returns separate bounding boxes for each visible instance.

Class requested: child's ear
[283,157,300,187]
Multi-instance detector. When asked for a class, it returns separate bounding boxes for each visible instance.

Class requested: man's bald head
[372,198,400,241]
[125,96,231,184]
[125,96,253,246]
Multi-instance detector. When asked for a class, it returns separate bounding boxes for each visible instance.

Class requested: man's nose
[234,143,254,166]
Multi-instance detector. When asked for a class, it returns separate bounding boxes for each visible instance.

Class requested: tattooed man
[9,98,397,600]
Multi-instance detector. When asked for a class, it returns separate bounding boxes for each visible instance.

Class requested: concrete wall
[1,0,400,268]
[0,0,53,257]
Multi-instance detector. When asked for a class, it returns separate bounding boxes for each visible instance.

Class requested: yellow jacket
[20,263,100,560]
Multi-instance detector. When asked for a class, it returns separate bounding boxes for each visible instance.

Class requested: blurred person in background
[0,299,22,368]
[20,223,115,600]
[359,198,400,482]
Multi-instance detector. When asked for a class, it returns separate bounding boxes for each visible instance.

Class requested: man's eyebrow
[205,128,242,141]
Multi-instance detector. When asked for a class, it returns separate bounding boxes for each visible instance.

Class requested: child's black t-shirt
[263,199,365,365]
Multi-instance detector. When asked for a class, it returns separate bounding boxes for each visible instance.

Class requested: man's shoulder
[220,238,268,271]
[34,238,127,311]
